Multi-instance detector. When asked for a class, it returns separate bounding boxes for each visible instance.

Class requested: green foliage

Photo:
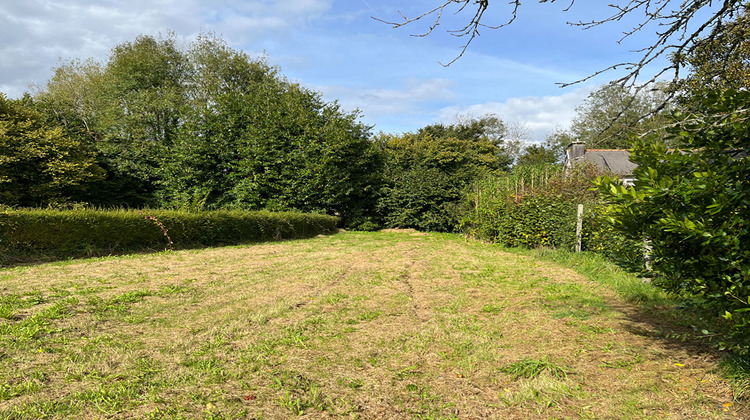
[460,164,561,240]
[35,33,187,206]
[461,163,644,262]
[95,33,187,205]
[580,205,644,269]
[677,9,750,94]
[377,117,509,232]
[547,84,675,150]
[597,89,750,352]
[496,194,577,249]
[28,33,382,226]
[0,208,337,266]
[516,143,559,166]
[0,94,103,206]
[162,36,381,227]
[462,164,574,247]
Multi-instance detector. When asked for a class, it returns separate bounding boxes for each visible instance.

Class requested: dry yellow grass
[0,231,745,419]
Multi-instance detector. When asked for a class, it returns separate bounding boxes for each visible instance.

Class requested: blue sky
[0,0,672,143]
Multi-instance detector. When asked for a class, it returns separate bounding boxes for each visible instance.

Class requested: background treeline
[1,33,521,231]
[2,33,380,227]
[0,32,671,235]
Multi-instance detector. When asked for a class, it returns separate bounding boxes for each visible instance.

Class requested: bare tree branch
[376,0,746,87]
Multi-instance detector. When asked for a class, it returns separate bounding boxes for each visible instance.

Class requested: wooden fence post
[575,204,584,252]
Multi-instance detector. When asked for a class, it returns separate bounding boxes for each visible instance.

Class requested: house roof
[573,149,637,176]
[567,144,746,179]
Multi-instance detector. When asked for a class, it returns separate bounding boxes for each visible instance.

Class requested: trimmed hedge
[0,208,338,266]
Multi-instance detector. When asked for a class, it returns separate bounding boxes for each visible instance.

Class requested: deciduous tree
[0,94,103,206]
[159,34,382,228]
[547,84,674,150]
[377,117,508,231]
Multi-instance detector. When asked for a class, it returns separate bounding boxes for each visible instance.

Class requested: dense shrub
[598,89,750,352]
[0,208,337,266]
[461,163,642,259]
[581,205,644,268]
[496,194,577,249]
[376,117,512,232]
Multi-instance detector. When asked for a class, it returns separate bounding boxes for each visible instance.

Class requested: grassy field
[0,230,746,419]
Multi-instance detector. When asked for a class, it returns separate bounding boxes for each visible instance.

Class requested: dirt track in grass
[0,230,745,419]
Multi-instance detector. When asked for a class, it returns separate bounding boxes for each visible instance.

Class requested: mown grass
[0,230,746,419]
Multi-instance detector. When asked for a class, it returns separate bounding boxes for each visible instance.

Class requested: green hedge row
[460,165,644,268]
[0,208,338,266]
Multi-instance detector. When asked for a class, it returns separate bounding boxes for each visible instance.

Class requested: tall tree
[547,84,674,150]
[96,33,187,205]
[679,9,750,93]
[515,143,559,166]
[674,8,750,119]
[35,33,188,206]
[377,117,508,232]
[160,34,382,227]
[0,94,103,206]
[34,58,105,139]
[418,114,514,170]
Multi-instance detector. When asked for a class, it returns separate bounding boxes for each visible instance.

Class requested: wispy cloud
[316,77,457,118]
[437,86,595,142]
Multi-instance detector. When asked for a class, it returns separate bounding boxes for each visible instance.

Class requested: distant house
[563,141,637,186]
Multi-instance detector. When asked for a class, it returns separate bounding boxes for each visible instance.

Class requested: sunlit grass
[0,231,745,418]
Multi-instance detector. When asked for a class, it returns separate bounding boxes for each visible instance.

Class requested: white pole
[575,204,584,252]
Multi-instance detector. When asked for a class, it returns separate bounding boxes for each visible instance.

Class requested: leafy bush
[0,208,337,266]
[494,194,577,249]
[460,164,561,241]
[598,89,750,353]
[581,205,644,269]
[461,163,635,250]
[460,162,644,276]
[376,118,511,232]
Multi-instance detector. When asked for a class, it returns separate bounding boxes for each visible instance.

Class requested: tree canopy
[377,116,509,232]
[0,94,103,206]
[545,84,674,150]
[676,7,750,104]
[21,33,382,228]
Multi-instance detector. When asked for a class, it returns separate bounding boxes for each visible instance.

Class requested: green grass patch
[0,231,745,418]
[501,356,572,380]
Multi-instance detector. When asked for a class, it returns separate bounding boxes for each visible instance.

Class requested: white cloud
[315,77,457,118]
[0,0,333,97]
[437,86,596,143]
